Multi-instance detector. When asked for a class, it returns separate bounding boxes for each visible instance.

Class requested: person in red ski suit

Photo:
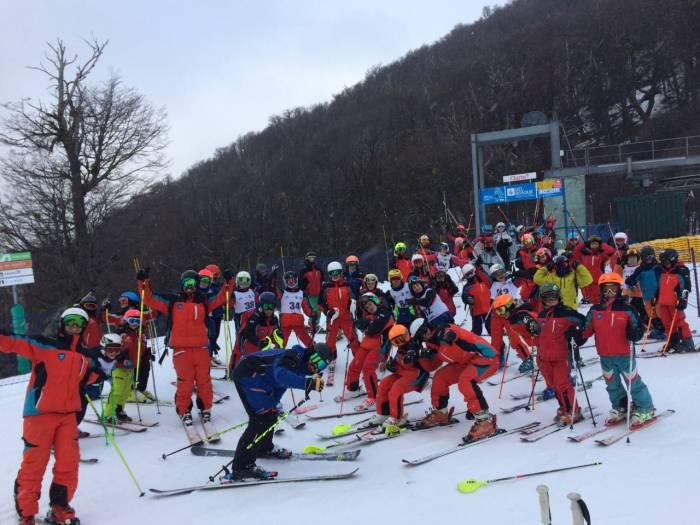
[491,293,537,372]
[413,321,500,442]
[415,234,438,276]
[574,235,615,304]
[392,242,413,282]
[238,292,282,355]
[345,293,395,410]
[138,268,229,425]
[655,249,694,352]
[516,233,538,272]
[299,251,324,332]
[319,261,358,357]
[0,307,103,525]
[278,271,315,348]
[460,263,491,335]
[536,283,588,425]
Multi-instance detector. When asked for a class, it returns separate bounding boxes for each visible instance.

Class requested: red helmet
[205,264,221,279]
[198,268,214,279]
[345,255,359,264]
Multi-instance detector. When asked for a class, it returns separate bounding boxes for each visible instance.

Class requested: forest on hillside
[1,0,699,319]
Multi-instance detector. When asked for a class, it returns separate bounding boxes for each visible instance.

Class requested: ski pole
[566,210,587,241]
[456,462,602,494]
[161,420,248,460]
[280,245,286,274]
[497,343,511,399]
[132,257,146,422]
[661,307,678,355]
[689,244,700,320]
[86,395,145,497]
[224,288,231,380]
[338,345,352,416]
[526,367,541,411]
[638,314,653,353]
[626,342,634,442]
[536,485,551,525]
[147,320,161,414]
[382,224,391,276]
[568,492,592,525]
[572,342,596,427]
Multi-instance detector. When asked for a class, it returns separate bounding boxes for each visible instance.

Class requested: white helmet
[411,254,424,265]
[60,307,89,323]
[489,263,505,276]
[327,261,343,273]
[100,333,122,348]
[236,271,251,286]
[409,318,426,338]
[614,232,628,243]
[496,222,506,229]
[461,263,476,279]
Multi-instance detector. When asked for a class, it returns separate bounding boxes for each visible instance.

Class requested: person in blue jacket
[625,245,665,339]
[229,343,331,480]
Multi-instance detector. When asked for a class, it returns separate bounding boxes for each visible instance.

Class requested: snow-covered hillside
[0,289,697,525]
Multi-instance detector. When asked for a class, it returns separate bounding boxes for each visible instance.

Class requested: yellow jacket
[533,264,593,309]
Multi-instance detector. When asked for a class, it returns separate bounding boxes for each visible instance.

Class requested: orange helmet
[388,324,409,346]
[205,264,221,279]
[492,293,515,316]
[522,233,535,246]
[198,268,213,279]
[345,255,359,264]
[598,273,624,286]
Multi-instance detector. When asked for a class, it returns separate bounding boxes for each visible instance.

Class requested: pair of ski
[168,381,231,403]
[191,445,361,462]
[519,410,602,442]
[83,418,158,433]
[305,398,424,420]
[486,357,600,387]
[568,409,675,445]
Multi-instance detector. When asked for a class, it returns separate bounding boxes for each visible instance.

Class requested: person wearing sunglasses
[0,307,104,525]
[137,267,232,445]
[343,255,365,299]
[491,293,537,373]
[298,251,323,333]
[356,274,387,322]
[410,318,499,443]
[229,343,330,481]
[319,261,359,386]
[238,292,282,358]
[279,271,315,349]
[582,273,655,428]
[392,241,412,281]
[366,324,435,435]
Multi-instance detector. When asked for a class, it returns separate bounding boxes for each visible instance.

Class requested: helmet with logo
[235,271,251,288]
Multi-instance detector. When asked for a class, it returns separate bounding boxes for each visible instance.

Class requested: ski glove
[136,267,150,281]
[676,298,688,311]
[525,318,540,336]
[385,357,397,373]
[464,295,474,305]
[222,269,235,282]
[102,298,111,311]
[442,329,457,344]
[305,374,324,396]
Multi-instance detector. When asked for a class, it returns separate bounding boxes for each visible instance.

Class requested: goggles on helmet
[308,352,328,372]
[81,302,98,311]
[125,316,141,327]
[63,315,87,328]
[182,278,197,289]
[329,270,342,278]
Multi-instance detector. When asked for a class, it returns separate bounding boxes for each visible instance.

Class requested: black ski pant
[136,347,152,393]
[232,379,277,468]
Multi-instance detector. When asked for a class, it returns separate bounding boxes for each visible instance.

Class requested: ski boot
[225,464,277,481]
[45,504,80,525]
[334,384,364,403]
[141,390,155,401]
[555,406,565,423]
[463,411,497,443]
[419,407,454,428]
[116,407,132,423]
[77,430,90,439]
[542,387,556,401]
[261,446,293,459]
[326,361,336,386]
[366,413,388,428]
[559,407,583,426]
[382,416,407,436]
[200,410,220,442]
[605,407,627,426]
[631,408,655,428]
[181,412,203,445]
[354,397,375,412]
[18,516,35,525]
[677,337,697,353]
[518,356,533,374]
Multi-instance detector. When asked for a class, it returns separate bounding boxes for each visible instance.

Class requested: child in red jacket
[460,263,491,335]
[278,271,315,348]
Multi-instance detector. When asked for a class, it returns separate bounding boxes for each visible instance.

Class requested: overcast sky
[0,1,497,178]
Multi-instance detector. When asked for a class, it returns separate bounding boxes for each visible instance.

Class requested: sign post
[0,252,34,374]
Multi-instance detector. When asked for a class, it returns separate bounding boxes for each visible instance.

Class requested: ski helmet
[659,249,678,266]
[358,292,381,310]
[388,269,403,282]
[409,318,429,340]
[394,242,407,255]
[206,264,221,279]
[305,251,317,262]
[364,273,378,285]
[284,270,298,287]
[461,263,476,279]
[258,291,277,311]
[198,268,213,286]
[496,222,506,230]
[236,271,251,288]
[454,237,465,246]
[345,255,359,265]
[411,254,424,266]
[440,242,449,252]
[492,294,515,317]
[180,270,198,290]
[100,333,122,350]
[60,307,89,330]
[305,343,332,372]
[489,263,505,277]
[614,232,628,244]
[256,263,268,275]
[120,291,140,303]
[408,276,425,296]
[327,261,343,278]
[79,292,98,311]
[388,324,409,346]
[482,224,493,232]
[598,273,624,286]
[123,308,141,327]
[539,283,562,302]
[521,233,535,246]
[640,245,655,259]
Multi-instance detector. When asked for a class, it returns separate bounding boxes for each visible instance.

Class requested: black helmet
[284,271,298,286]
[305,343,332,371]
[258,291,277,311]
[180,270,198,289]
[305,251,317,262]
[256,263,267,275]
[640,245,655,259]
[659,249,678,266]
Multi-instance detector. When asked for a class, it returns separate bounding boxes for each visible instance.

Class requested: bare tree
[0,38,168,278]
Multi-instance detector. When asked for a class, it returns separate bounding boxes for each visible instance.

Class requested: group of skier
[0,216,694,524]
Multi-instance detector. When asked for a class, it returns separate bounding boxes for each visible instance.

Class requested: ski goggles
[63,315,87,328]
[103,344,122,354]
[329,270,342,278]
[365,276,378,284]
[541,292,560,303]
[260,302,276,311]
[600,283,620,296]
[236,277,251,286]
[81,302,98,311]
[494,301,514,317]
[395,246,407,254]
[306,255,317,262]
[125,316,141,327]
[199,276,211,286]
[308,352,328,372]
[390,333,408,346]
[181,278,197,289]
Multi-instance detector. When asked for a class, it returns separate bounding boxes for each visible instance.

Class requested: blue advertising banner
[480,179,563,205]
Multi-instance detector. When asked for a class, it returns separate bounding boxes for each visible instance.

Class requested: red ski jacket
[536,305,586,361]
[582,298,643,356]
[319,278,354,319]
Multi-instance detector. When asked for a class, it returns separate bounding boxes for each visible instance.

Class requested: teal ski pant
[600,354,653,412]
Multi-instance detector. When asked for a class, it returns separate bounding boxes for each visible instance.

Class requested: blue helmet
[120,291,140,303]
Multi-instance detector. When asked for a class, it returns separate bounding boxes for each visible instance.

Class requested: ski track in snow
[1,272,698,524]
